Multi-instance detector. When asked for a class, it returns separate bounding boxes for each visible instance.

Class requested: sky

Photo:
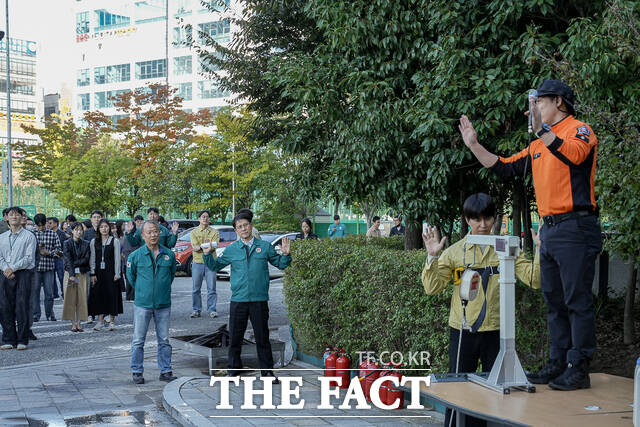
[2,0,75,94]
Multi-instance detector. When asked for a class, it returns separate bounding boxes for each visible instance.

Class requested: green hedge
[284,235,549,373]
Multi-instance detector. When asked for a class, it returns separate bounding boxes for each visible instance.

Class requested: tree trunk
[623,266,637,345]
[333,197,339,217]
[405,218,423,250]
[511,191,522,239]
[521,195,533,253]
[360,201,376,228]
[492,213,503,235]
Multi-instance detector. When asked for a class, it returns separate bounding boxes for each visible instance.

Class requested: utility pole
[4,0,13,206]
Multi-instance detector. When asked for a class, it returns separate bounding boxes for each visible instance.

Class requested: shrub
[284,235,548,373]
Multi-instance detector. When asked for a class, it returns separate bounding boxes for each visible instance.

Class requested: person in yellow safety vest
[421,193,540,427]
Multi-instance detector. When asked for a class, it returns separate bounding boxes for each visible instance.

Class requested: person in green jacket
[126,207,179,249]
[126,220,177,385]
[328,214,347,239]
[202,210,291,382]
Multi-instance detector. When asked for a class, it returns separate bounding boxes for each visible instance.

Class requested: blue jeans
[130,306,172,374]
[54,258,65,298]
[32,271,55,320]
[191,262,216,313]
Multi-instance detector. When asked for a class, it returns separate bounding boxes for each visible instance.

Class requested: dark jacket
[83,227,97,242]
[63,238,91,275]
[295,232,318,240]
[389,225,406,237]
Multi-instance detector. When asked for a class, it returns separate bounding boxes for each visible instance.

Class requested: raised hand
[422,226,446,257]
[171,221,180,234]
[281,237,291,255]
[458,115,479,148]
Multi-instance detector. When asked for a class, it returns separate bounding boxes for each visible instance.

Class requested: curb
[162,376,213,427]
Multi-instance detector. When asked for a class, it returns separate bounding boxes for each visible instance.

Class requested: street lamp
[3,0,13,206]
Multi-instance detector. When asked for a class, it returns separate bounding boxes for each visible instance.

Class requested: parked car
[169,219,200,234]
[216,232,298,280]
[173,225,238,276]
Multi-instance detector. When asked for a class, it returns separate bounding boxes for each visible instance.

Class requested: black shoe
[527,359,565,384]
[28,331,37,340]
[48,316,57,322]
[261,370,280,385]
[132,373,145,384]
[33,317,40,323]
[549,362,590,391]
[159,372,177,382]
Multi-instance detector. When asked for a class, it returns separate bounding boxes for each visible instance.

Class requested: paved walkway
[162,360,443,427]
[0,348,206,426]
[0,349,442,426]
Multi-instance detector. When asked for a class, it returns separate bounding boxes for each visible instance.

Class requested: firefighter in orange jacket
[458,80,602,391]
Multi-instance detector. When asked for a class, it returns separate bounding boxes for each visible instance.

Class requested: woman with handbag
[61,222,90,332]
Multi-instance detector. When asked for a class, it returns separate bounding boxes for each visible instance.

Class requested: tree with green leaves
[83,83,213,212]
[200,0,605,249]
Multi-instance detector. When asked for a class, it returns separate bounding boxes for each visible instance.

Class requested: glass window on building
[136,59,167,80]
[0,79,35,96]
[106,63,131,83]
[94,9,131,32]
[94,67,106,84]
[201,0,230,12]
[173,56,192,75]
[0,98,36,114]
[175,0,192,16]
[77,68,90,87]
[76,11,90,34]
[95,92,108,109]
[198,53,221,75]
[176,82,192,101]
[1,58,36,77]
[135,0,167,24]
[77,93,90,111]
[198,80,229,99]
[173,25,192,48]
[198,19,230,44]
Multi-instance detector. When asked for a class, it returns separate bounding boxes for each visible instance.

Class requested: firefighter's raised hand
[280,237,291,255]
[422,226,446,257]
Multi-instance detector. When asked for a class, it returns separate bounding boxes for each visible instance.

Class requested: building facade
[0,37,41,151]
[72,0,235,124]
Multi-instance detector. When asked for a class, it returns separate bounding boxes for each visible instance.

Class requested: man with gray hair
[126,220,177,384]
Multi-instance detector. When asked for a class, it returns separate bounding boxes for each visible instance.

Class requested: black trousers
[0,270,33,346]
[228,301,273,373]
[445,327,500,427]
[540,215,601,364]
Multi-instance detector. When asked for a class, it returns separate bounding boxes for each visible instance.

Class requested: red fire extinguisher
[378,364,393,404]
[323,347,334,365]
[324,348,338,387]
[336,349,351,389]
[384,364,404,409]
[360,357,379,401]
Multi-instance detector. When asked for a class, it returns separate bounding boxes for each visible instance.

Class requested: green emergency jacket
[203,238,291,302]
[126,244,176,309]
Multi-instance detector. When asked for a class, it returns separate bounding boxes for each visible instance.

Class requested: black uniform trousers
[228,301,273,373]
[539,214,601,364]
[0,270,33,346]
[445,327,500,427]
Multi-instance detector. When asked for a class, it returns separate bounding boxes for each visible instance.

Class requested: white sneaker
[209,311,218,318]
[0,344,13,350]
[16,344,27,350]
[93,322,104,331]
[108,321,115,331]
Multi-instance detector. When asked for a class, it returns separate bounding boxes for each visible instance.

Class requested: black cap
[536,80,576,115]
